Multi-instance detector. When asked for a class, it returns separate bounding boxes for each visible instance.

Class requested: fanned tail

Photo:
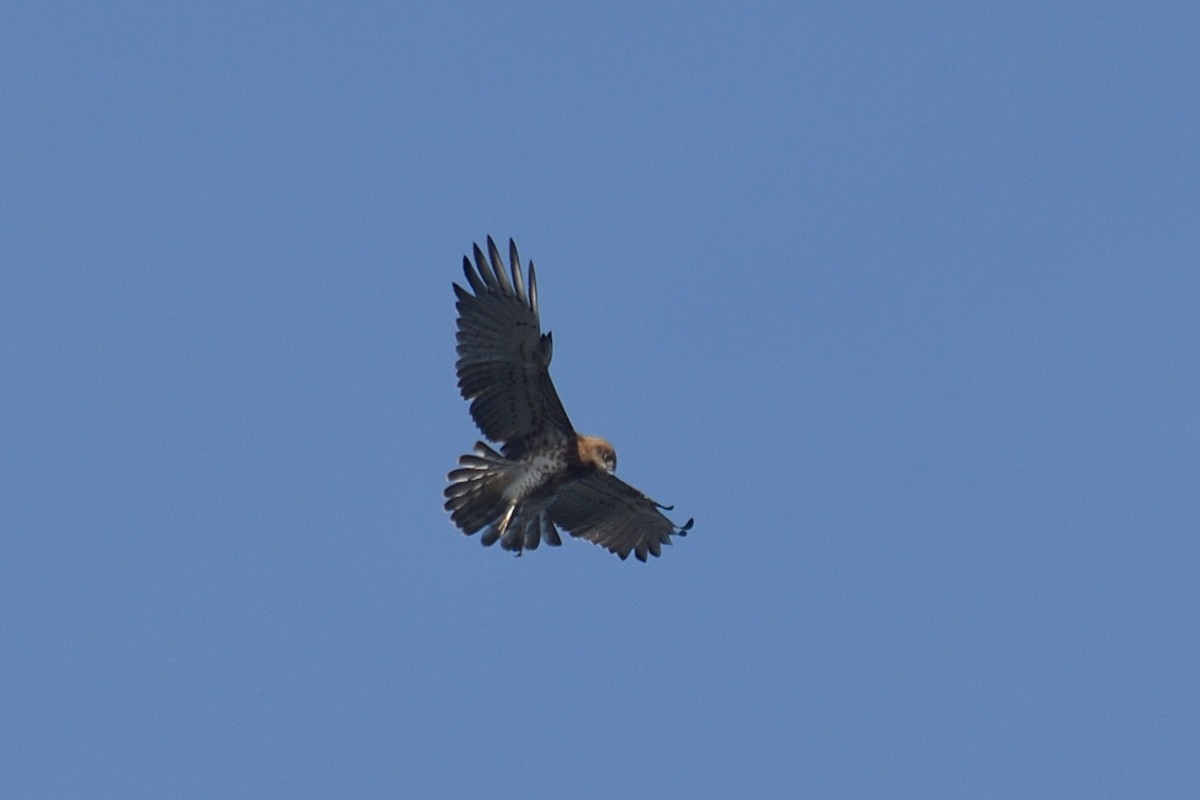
[443,442,561,555]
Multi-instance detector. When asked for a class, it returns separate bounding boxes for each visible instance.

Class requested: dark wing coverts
[549,471,694,562]
[453,237,573,453]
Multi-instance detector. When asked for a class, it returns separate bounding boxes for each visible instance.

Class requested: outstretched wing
[548,471,694,562]
[453,237,573,454]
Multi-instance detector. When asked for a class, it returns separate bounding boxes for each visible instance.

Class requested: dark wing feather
[453,237,573,453]
[548,471,693,562]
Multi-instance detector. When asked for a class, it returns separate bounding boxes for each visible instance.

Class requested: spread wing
[548,471,694,562]
[453,237,573,455]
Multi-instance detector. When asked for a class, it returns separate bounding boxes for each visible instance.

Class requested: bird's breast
[504,448,571,502]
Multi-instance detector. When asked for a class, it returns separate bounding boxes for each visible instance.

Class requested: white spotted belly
[503,451,567,502]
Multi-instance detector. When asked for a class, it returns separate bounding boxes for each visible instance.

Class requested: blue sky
[3,3,1198,797]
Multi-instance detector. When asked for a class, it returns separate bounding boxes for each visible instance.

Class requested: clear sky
[3,3,1198,798]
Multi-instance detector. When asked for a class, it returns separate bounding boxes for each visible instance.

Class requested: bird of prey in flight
[444,237,693,561]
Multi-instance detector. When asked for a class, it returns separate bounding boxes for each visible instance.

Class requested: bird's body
[444,237,692,561]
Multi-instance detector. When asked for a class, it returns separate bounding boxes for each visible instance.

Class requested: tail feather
[443,442,509,534]
[443,442,560,555]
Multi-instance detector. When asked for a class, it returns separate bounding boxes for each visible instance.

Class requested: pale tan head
[576,434,617,473]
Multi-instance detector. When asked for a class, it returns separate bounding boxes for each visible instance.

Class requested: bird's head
[577,435,617,474]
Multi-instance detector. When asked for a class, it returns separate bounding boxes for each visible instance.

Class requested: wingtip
[509,239,526,300]
[527,260,538,314]
[486,236,515,293]
[472,241,497,288]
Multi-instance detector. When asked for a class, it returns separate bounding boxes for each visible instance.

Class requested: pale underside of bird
[444,237,693,562]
